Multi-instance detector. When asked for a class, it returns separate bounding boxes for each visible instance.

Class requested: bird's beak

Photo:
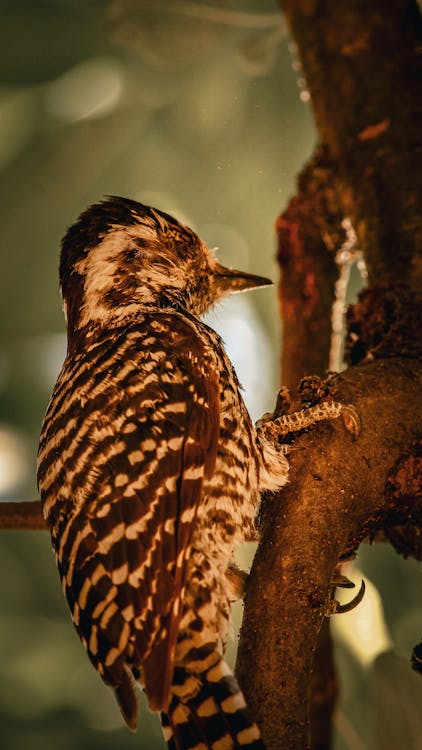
[214,262,273,293]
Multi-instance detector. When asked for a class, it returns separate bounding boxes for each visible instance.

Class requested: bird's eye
[125,247,138,262]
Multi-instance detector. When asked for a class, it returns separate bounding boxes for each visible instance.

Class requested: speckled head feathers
[60,196,272,334]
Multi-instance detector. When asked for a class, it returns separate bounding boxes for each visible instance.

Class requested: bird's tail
[161,656,265,750]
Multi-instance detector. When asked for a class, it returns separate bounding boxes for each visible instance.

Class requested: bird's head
[60,196,272,335]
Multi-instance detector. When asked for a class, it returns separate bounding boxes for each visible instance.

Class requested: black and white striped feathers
[38,197,287,749]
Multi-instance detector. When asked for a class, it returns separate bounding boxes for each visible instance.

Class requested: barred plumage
[37,196,291,749]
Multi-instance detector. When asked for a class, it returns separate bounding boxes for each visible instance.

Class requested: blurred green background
[0,2,420,749]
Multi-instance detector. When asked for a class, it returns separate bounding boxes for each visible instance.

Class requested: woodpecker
[38,197,359,749]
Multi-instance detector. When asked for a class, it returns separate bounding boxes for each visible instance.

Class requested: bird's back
[38,309,264,746]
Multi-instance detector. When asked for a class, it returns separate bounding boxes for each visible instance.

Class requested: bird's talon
[331,571,356,589]
[327,579,365,616]
[274,387,291,417]
[341,405,361,439]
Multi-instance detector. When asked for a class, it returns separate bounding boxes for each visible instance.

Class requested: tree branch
[276,145,348,747]
[236,3,422,748]
[237,358,421,750]
[277,145,342,389]
[308,618,337,750]
[280,0,422,289]
[0,501,46,530]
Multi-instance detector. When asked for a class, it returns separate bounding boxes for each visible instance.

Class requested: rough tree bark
[237,2,421,749]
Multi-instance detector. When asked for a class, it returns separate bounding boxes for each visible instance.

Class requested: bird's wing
[51,315,220,724]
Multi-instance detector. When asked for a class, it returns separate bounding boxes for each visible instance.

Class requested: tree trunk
[237,2,422,749]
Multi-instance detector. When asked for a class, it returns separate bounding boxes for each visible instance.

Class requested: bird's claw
[326,578,366,616]
[340,404,361,439]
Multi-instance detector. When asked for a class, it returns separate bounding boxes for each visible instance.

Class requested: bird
[37,196,359,749]
[37,196,288,749]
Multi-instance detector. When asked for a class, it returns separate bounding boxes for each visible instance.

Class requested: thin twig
[112,1,285,30]
[0,501,46,530]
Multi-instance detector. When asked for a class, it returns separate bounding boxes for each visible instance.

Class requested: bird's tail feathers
[161,656,265,750]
